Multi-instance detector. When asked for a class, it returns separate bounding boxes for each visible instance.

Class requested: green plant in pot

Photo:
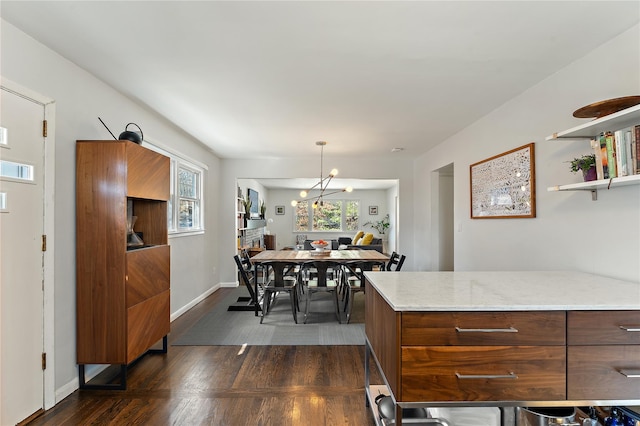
[242,195,252,216]
[364,214,390,235]
[568,154,597,182]
[259,201,266,219]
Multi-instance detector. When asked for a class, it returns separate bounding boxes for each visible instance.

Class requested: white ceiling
[2,1,639,164]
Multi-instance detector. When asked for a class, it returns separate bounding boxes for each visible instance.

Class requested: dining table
[249,249,390,316]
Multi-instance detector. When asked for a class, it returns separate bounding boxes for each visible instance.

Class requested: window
[0,160,34,181]
[144,141,206,235]
[295,199,359,232]
[177,164,201,229]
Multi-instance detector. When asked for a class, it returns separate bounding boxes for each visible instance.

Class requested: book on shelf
[598,132,610,179]
[604,131,617,178]
[591,139,604,180]
[624,128,633,176]
[614,129,628,177]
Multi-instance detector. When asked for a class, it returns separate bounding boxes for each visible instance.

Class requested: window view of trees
[312,201,341,231]
[294,199,359,232]
[346,200,359,231]
[294,200,309,232]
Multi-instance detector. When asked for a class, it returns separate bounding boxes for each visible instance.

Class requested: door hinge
[42,353,46,370]
[42,235,47,251]
[42,120,47,137]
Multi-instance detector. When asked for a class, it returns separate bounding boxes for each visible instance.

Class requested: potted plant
[241,195,251,226]
[364,214,390,235]
[568,154,597,182]
[259,201,266,219]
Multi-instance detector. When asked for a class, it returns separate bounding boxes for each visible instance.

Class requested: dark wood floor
[28,288,379,425]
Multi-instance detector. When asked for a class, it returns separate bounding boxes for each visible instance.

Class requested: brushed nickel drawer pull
[619,325,640,332]
[619,369,640,378]
[455,326,518,333]
[455,372,518,379]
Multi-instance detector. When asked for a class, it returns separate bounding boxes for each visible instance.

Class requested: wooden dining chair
[259,261,300,324]
[301,261,342,324]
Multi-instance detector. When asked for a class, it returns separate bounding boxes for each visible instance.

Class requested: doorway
[430,163,454,271]
[0,79,55,424]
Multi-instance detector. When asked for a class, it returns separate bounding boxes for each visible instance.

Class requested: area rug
[172,286,365,346]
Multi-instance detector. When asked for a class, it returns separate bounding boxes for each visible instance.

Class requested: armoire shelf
[546,103,640,200]
[76,140,171,389]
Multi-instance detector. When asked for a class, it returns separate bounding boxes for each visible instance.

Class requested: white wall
[1,20,222,399]
[414,24,640,282]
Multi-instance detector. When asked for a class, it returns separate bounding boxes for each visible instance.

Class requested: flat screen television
[248,188,259,217]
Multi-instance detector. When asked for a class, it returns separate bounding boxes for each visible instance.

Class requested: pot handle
[125,123,143,141]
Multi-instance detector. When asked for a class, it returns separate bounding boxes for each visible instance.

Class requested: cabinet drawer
[126,245,170,308]
[127,290,170,363]
[568,311,640,345]
[401,312,565,346]
[568,345,640,400]
[401,346,566,402]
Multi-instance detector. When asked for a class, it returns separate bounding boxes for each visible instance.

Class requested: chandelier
[291,141,353,208]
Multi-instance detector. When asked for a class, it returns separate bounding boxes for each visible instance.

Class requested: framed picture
[470,142,536,219]
[248,188,259,218]
[369,206,378,215]
[275,205,285,215]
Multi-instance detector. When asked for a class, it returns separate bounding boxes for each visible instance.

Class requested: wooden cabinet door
[126,142,170,200]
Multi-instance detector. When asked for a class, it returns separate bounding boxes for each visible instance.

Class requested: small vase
[582,166,597,182]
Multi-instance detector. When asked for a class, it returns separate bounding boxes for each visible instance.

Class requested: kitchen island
[363,271,640,425]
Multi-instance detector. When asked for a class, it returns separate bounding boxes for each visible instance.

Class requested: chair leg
[346,288,354,324]
[304,290,312,324]
[260,289,269,324]
[333,290,341,324]
[343,284,350,312]
[290,290,297,324]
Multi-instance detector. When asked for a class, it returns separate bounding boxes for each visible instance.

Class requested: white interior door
[0,87,46,424]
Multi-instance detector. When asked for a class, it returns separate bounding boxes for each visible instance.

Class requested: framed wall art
[470,142,536,219]
[369,206,378,215]
[275,205,285,215]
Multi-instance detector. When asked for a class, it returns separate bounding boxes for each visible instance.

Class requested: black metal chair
[230,254,262,313]
[259,261,300,324]
[342,260,385,323]
[386,252,406,271]
[301,261,342,324]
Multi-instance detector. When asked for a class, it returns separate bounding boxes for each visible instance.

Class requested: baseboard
[169,282,240,322]
[170,284,220,322]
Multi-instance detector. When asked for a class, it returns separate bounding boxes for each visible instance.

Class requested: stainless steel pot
[517,407,579,426]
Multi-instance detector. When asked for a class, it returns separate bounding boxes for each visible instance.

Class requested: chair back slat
[261,261,298,288]
[303,261,341,287]
[386,252,406,271]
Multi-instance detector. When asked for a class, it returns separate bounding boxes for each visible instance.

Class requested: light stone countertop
[364,271,640,311]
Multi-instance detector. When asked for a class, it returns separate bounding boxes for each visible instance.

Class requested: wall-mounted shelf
[546,104,640,140]
[547,174,640,200]
[547,103,640,200]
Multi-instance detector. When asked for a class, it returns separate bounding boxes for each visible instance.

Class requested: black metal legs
[78,335,168,390]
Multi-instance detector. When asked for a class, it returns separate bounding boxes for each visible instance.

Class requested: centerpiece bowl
[310,240,330,252]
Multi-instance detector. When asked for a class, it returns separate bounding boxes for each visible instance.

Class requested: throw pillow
[360,233,374,245]
[352,231,364,245]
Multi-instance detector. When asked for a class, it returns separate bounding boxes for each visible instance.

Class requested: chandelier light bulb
[299,190,308,198]
[345,186,353,193]
[291,200,298,207]
[330,168,339,177]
